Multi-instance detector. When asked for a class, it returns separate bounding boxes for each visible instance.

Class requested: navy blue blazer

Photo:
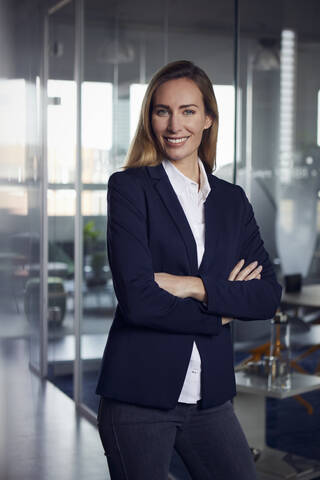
[96,161,282,410]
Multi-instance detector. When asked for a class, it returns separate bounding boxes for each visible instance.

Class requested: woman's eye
[184,109,195,115]
[156,109,169,116]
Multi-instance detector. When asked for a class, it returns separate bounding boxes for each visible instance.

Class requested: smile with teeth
[164,136,190,144]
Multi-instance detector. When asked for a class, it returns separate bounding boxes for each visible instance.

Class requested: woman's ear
[204,115,213,130]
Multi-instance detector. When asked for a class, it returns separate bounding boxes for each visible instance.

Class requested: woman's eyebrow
[153,104,170,109]
[153,103,199,109]
[179,104,199,109]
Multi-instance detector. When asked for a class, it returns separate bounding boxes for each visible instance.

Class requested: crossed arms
[107,172,282,336]
[154,258,263,325]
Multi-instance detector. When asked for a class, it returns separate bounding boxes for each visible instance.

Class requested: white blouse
[161,157,211,403]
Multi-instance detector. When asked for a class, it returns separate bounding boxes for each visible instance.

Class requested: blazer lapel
[198,174,220,275]
[147,163,198,274]
[147,162,221,276]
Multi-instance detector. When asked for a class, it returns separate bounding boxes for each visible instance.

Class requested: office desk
[282,285,320,329]
[282,285,320,309]
[234,371,320,480]
[281,284,320,365]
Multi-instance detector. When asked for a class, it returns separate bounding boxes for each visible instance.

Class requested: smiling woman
[95,60,280,480]
[124,60,219,173]
[151,77,213,177]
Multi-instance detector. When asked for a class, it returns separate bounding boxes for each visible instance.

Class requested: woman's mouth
[164,136,190,147]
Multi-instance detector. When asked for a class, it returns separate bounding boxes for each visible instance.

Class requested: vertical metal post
[39,5,49,378]
[163,0,169,65]
[113,14,119,164]
[139,32,146,85]
[231,0,240,375]
[74,0,84,406]
[245,53,253,200]
[233,0,239,186]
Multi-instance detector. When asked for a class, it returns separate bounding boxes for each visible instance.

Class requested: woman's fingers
[228,259,245,281]
[236,262,262,281]
[228,259,263,282]
[243,266,263,281]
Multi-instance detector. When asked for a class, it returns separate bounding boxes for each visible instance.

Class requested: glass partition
[46,1,76,395]
[0,0,43,372]
[235,0,320,462]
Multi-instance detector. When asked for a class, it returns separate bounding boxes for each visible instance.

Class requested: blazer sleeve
[199,186,282,320]
[107,171,222,336]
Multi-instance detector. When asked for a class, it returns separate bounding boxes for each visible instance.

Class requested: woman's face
[151,77,212,164]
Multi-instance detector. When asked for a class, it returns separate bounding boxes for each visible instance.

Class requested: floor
[0,337,108,480]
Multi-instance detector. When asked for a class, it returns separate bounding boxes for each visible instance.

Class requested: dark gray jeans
[97,396,257,480]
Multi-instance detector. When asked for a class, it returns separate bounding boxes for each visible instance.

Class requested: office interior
[1,0,320,478]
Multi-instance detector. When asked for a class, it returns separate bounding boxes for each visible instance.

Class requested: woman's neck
[170,157,200,184]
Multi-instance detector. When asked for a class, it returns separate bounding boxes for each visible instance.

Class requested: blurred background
[1,0,320,478]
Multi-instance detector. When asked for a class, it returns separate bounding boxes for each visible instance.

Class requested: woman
[96,60,282,480]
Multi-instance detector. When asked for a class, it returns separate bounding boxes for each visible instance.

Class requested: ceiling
[15,0,320,42]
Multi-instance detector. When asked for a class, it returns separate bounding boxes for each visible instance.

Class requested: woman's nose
[167,113,182,133]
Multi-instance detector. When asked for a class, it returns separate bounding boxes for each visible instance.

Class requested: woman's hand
[222,259,262,325]
[229,259,262,281]
[154,272,191,298]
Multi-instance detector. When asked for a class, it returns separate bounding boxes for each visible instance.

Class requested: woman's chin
[163,150,197,163]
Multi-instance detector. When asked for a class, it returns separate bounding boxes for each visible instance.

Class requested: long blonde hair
[123,60,219,173]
